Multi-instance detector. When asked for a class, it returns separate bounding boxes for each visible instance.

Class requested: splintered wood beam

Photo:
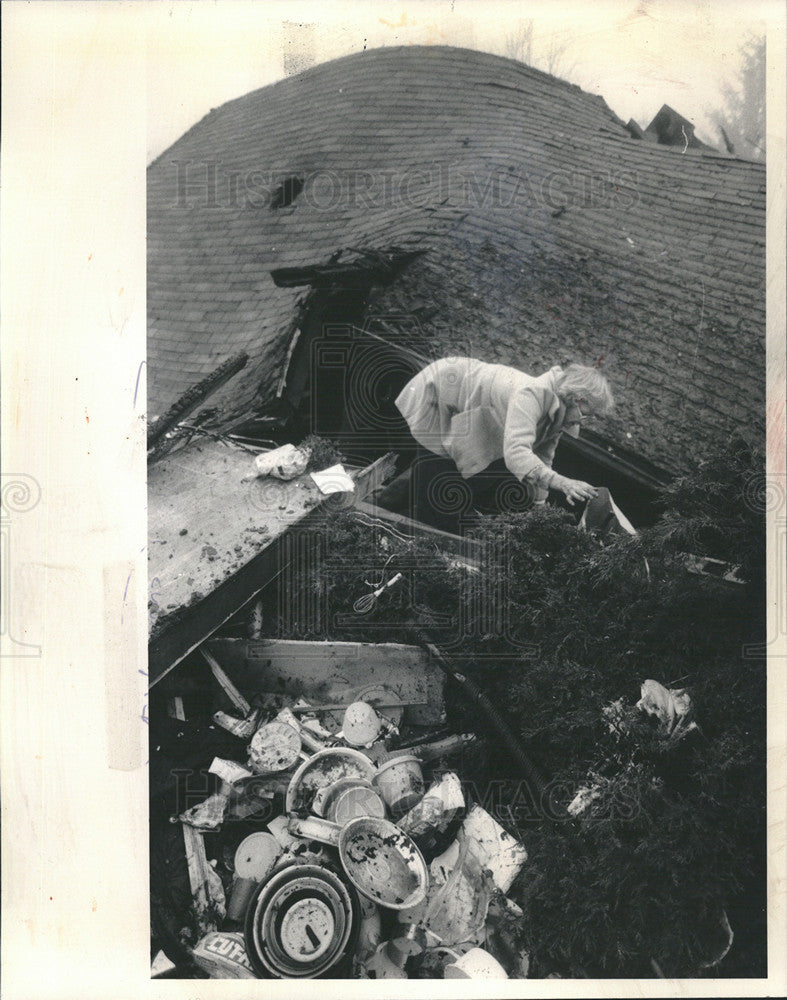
[200,646,252,716]
[147,351,249,452]
[182,824,226,935]
[270,250,426,288]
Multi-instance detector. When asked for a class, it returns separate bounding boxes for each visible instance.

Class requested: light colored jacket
[395,357,568,500]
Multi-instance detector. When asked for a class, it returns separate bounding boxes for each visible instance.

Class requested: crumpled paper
[254,443,310,480]
[179,792,228,831]
[310,463,355,495]
[182,825,226,935]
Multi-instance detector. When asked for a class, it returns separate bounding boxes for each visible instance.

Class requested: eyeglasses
[575,400,594,422]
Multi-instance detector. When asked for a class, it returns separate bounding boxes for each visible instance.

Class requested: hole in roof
[270,176,304,210]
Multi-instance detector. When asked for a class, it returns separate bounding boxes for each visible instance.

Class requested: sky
[146,0,770,163]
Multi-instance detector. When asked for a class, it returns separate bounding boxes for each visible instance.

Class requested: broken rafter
[147,351,249,454]
[270,249,425,289]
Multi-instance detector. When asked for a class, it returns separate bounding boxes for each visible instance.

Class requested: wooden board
[148,447,397,685]
[148,439,324,635]
[206,637,446,726]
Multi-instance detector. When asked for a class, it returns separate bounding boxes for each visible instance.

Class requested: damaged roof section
[148,45,765,478]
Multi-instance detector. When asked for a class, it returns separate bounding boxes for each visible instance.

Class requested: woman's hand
[555,475,598,506]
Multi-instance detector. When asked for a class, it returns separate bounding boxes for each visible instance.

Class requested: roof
[643,104,713,150]
[148,45,765,477]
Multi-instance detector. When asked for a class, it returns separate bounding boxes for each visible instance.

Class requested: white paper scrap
[310,464,355,494]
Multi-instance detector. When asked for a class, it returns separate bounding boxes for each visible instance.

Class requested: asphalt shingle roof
[148,45,765,476]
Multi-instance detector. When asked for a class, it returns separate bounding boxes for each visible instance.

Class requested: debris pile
[160,683,530,980]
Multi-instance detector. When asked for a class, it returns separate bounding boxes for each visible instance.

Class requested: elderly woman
[391,356,614,530]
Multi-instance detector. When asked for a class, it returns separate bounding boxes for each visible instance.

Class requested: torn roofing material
[148,45,765,477]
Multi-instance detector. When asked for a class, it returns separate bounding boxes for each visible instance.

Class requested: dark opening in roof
[270,175,304,209]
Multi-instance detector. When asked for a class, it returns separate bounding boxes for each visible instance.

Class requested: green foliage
[297,433,345,473]
[647,432,766,585]
[269,432,766,976]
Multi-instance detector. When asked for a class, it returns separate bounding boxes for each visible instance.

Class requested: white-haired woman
[390,357,614,530]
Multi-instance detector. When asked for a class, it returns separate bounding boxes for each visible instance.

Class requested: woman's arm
[504,387,597,506]
[503,387,560,493]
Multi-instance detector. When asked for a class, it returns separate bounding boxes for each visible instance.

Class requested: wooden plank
[148,450,397,686]
[200,646,251,716]
[182,824,226,936]
[205,637,446,726]
[350,452,398,498]
[148,438,325,636]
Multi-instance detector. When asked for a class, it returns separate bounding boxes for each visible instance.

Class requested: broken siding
[148,45,764,476]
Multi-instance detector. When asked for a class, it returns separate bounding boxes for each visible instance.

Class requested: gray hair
[555,364,614,416]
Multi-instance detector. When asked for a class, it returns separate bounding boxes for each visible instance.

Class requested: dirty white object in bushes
[310,463,355,494]
[637,678,698,739]
[567,783,604,817]
[192,931,257,979]
[254,443,310,480]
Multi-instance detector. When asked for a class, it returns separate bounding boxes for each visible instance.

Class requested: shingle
[148,45,765,476]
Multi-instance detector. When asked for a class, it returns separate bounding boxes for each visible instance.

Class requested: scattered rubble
[158,659,526,979]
